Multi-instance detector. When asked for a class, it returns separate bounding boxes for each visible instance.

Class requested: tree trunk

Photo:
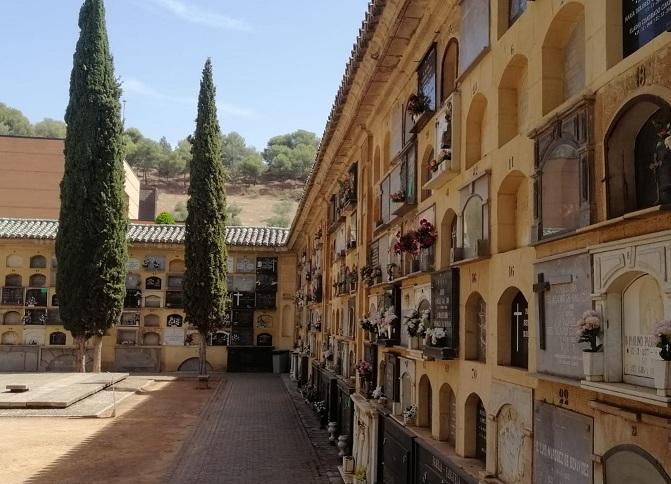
[75,334,87,373]
[199,332,208,376]
[92,334,103,373]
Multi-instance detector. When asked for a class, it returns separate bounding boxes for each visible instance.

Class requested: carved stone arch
[603,444,671,484]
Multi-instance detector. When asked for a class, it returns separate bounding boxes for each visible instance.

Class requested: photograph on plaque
[535,253,592,379]
[534,402,593,484]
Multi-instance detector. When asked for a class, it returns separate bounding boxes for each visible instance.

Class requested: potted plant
[407,92,430,118]
[653,319,671,396]
[402,404,417,426]
[577,309,604,381]
[354,466,367,484]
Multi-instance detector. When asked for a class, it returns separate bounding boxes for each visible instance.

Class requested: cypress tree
[55,0,128,372]
[184,59,228,376]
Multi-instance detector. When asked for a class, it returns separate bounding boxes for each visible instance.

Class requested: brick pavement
[166,374,340,484]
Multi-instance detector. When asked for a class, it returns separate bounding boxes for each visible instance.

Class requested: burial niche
[604,445,671,484]
[49,331,66,345]
[465,293,487,362]
[606,96,671,216]
[29,255,47,269]
[439,383,457,446]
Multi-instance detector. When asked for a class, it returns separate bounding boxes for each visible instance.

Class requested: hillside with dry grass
[147,174,303,227]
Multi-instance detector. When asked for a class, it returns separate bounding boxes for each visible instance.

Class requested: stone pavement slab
[165,374,333,484]
[0,372,128,408]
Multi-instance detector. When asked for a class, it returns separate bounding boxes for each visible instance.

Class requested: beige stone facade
[0,135,140,219]
[290,1,671,482]
[0,221,295,373]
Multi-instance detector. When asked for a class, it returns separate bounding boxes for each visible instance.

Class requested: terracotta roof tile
[0,219,288,248]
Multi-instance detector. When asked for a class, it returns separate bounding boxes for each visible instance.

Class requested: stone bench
[6,385,29,393]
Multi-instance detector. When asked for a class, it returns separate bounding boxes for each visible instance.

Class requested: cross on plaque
[513,304,523,352]
[533,272,550,350]
[232,291,243,306]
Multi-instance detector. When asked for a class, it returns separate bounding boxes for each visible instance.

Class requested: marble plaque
[459,0,490,73]
[534,402,593,484]
[164,326,185,346]
[623,0,671,57]
[535,253,592,379]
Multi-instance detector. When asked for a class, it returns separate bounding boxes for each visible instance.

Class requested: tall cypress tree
[55,0,127,372]
[184,59,228,376]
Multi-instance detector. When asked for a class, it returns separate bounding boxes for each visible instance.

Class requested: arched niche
[6,254,22,268]
[29,255,47,269]
[441,39,459,103]
[143,332,160,346]
[465,93,487,169]
[3,311,21,325]
[465,292,487,362]
[439,209,458,269]
[601,272,664,387]
[464,393,487,460]
[604,445,671,484]
[4,274,22,287]
[145,276,162,290]
[462,195,485,260]
[497,287,529,369]
[417,374,432,429]
[496,170,528,252]
[420,146,434,202]
[1,330,19,345]
[144,295,161,308]
[438,383,457,445]
[177,357,213,372]
[605,95,671,217]
[29,273,47,288]
[400,372,413,414]
[541,2,585,114]
[144,314,160,327]
[498,54,528,147]
[49,331,66,345]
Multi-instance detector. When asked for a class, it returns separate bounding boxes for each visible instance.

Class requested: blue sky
[0,0,368,150]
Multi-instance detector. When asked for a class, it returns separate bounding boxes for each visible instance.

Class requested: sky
[0,0,369,150]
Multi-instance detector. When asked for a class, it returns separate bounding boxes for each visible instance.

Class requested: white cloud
[147,0,251,32]
[122,77,254,118]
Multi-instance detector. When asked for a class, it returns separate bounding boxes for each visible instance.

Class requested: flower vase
[408,337,419,350]
[582,351,604,382]
[386,326,392,339]
[337,435,349,457]
[327,422,338,445]
[654,359,671,396]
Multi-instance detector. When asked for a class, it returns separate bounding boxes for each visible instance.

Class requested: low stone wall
[0,345,39,372]
[114,347,161,372]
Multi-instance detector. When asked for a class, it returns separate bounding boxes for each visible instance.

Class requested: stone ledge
[580,380,671,407]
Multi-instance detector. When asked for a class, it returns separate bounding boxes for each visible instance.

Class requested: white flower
[372,386,383,399]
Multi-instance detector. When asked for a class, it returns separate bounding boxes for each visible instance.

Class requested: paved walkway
[166,374,339,484]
